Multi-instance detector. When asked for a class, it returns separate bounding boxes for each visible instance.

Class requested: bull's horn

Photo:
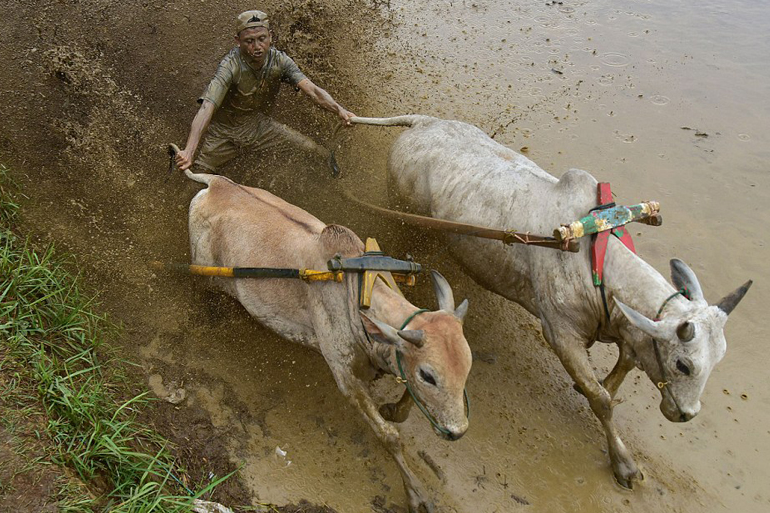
[716,280,753,315]
[455,299,469,323]
[431,270,456,312]
[397,329,425,348]
[670,259,704,301]
[677,321,695,342]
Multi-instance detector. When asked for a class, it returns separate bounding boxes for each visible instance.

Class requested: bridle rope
[651,288,691,417]
[394,309,470,435]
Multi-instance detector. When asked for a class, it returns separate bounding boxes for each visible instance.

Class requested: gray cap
[236,10,269,34]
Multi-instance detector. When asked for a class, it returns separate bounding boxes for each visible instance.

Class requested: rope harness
[652,287,692,391]
[584,183,687,415]
[393,309,470,435]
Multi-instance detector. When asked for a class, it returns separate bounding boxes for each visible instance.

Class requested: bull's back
[189,176,328,269]
[387,119,598,315]
[389,120,557,222]
[187,176,362,347]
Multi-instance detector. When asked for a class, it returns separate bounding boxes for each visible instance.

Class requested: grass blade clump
[0,164,232,511]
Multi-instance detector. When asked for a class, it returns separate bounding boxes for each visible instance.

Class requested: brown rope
[344,192,579,253]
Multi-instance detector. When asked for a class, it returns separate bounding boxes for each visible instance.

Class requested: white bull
[350,114,752,488]
[184,169,471,513]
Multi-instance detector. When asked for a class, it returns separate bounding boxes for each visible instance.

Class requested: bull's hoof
[328,151,340,178]
[414,502,434,513]
[614,467,643,490]
[407,494,435,513]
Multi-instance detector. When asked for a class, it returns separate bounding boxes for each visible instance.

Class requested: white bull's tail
[349,115,436,127]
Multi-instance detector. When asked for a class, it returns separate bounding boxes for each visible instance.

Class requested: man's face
[235,27,271,67]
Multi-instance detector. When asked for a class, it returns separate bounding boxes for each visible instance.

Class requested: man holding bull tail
[175,9,355,177]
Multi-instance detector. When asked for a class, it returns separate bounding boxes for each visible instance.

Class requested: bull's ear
[670,259,704,301]
[430,270,456,312]
[717,280,753,315]
[614,298,673,340]
[360,312,405,348]
[454,299,469,323]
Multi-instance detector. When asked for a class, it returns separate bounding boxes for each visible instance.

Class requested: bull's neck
[364,279,423,375]
[602,236,679,330]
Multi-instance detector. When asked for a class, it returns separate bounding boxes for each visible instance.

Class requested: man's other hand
[338,108,356,126]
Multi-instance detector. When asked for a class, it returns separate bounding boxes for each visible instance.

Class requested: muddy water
[4,0,767,511]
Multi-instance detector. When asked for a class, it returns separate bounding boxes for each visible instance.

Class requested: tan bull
[184,169,472,513]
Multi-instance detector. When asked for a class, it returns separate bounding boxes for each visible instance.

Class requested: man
[175,9,355,176]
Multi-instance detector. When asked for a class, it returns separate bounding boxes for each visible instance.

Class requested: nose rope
[652,288,691,417]
[395,309,470,436]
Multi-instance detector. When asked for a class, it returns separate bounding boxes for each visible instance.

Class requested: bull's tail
[349,115,436,127]
[168,143,217,186]
[183,168,217,186]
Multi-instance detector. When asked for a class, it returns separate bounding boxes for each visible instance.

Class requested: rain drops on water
[600,52,630,67]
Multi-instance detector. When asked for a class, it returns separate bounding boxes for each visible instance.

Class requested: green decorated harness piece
[554,200,661,241]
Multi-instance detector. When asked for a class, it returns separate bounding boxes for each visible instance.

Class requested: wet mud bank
[1,0,768,512]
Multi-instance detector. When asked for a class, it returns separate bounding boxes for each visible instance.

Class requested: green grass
[0,163,235,512]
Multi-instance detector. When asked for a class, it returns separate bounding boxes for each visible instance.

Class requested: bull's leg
[602,344,636,399]
[334,374,433,513]
[379,389,414,423]
[544,323,642,488]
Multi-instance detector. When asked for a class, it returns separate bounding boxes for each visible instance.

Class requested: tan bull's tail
[167,143,217,186]
[183,168,217,185]
[349,115,436,127]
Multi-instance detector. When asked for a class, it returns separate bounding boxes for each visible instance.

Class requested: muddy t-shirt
[198,47,307,118]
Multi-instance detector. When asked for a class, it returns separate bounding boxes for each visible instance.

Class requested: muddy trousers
[194,112,328,172]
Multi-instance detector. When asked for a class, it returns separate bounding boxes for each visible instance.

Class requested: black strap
[589,201,616,213]
[599,282,612,322]
[231,267,300,279]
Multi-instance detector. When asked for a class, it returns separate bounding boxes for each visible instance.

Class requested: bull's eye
[419,368,437,386]
[676,359,691,376]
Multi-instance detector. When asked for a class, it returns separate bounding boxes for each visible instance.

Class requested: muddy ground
[1,0,768,512]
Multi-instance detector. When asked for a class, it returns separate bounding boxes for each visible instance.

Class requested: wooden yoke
[358,238,414,309]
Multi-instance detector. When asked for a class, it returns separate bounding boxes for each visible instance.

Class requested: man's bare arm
[297,79,355,125]
[176,100,216,170]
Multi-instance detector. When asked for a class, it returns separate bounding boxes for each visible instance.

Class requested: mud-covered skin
[352,114,751,488]
[185,170,472,512]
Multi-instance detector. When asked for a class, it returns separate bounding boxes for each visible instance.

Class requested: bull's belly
[448,235,541,316]
[231,279,320,350]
